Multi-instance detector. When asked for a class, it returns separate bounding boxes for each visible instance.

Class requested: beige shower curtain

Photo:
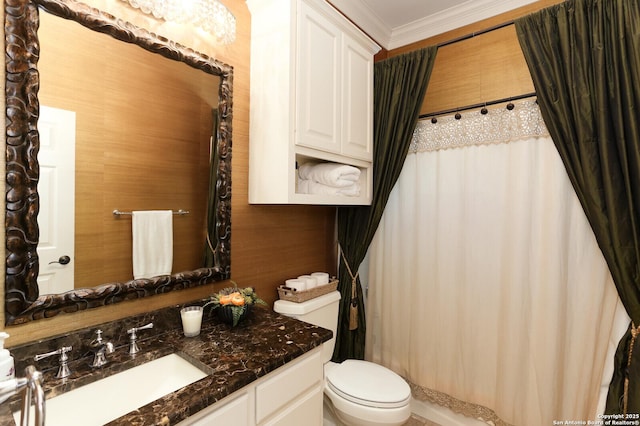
[365,100,628,425]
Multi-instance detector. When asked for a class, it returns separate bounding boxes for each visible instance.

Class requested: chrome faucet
[89,330,114,368]
[34,346,72,379]
[127,322,154,355]
[0,365,45,426]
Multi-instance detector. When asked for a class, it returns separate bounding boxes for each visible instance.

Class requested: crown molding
[388,0,537,49]
[326,0,391,48]
[329,0,538,51]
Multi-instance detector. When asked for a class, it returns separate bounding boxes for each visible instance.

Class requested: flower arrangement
[204,285,266,326]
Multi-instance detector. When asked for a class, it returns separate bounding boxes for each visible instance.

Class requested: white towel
[132,210,173,279]
[298,162,361,187]
[298,178,361,197]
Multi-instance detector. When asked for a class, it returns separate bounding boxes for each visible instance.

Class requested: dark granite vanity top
[0,302,332,425]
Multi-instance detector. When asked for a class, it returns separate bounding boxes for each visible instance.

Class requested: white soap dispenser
[0,332,15,382]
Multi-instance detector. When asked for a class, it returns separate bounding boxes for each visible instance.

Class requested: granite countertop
[0,303,332,426]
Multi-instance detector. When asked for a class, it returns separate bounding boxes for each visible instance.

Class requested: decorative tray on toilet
[277,280,338,303]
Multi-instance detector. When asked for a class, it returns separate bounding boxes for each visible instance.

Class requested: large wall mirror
[5,0,233,325]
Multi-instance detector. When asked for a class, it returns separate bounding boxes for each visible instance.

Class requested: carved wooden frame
[4,0,233,325]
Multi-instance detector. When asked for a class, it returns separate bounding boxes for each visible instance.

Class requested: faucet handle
[88,330,114,368]
[90,329,113,350]
[93,329,104,343]
[127,322,154,355]
[34,346,72,379]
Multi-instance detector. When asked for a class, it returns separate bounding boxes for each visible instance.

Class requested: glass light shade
[120,0,236,44]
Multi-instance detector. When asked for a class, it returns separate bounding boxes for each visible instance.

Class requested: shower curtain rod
[437,20,515,48]
[419,91,537,120]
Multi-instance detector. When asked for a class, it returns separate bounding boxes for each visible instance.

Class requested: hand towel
[298,162,361,187]
[132,210,173,279]
[298,178,361,197]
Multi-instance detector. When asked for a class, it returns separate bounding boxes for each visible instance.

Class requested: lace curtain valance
[409,98,549,153]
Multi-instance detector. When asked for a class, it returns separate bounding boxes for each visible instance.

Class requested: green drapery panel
[333,46,437,362]
[515,0,640,414]
[204,109,220,268]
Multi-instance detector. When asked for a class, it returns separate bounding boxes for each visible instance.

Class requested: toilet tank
[273,291,341,362]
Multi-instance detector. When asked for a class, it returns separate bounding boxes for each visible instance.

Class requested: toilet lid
[326,360,411,409]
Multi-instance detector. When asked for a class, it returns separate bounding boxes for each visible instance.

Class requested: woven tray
[277,280,338,303]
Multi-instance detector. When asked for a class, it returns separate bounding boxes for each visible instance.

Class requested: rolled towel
[311,272,330,285]
[298,178,361,197]
[297,275,318,289]
[285,279,307,292]
[298,162,361,187]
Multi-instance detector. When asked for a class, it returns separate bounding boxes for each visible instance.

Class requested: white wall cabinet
[247,0,380,205]
[179,347,324,426]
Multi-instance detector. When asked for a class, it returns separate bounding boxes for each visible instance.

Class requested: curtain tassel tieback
[623,322,640,415]
[340,250,359,331]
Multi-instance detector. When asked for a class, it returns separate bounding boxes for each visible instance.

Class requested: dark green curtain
[515,0,640,414]
[204,109,220,267]
[333,47,437,362]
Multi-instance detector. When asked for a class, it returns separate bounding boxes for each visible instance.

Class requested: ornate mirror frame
[5,0,233,325]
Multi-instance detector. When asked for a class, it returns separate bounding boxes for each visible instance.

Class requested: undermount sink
[14,353,208,426]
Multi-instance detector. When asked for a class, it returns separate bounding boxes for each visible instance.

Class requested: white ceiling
[328,0,538,50]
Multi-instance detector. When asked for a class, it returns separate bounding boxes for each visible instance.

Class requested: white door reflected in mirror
[37,105,76,294]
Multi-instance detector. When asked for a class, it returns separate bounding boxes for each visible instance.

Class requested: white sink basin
[14,353,208,426]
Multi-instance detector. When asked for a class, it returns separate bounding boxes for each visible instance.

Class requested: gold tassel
[340,249,360,331]
[349,272,358,330]
[349,300,358,331]
[623,322,640,415]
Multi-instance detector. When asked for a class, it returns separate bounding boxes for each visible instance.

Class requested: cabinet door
[261,385,323,426]
[341,36,374,161]
[296,0,341,154]
[256,349,323,424]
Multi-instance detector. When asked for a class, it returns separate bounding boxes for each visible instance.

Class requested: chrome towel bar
[112,209,190,216]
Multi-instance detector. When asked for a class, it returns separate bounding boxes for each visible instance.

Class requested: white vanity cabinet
[247,0,380,205]
[180,347,324,426]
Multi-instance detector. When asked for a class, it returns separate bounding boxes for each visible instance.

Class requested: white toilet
[274,291,411,426]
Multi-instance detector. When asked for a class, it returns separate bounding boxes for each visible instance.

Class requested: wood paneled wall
[1,0,337,346]
[380,0,564,115]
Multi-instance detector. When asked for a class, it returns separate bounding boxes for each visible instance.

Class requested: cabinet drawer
[255,349,323,423]
[180,391,250,426]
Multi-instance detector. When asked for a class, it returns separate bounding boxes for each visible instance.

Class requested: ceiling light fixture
[120,0,236,44]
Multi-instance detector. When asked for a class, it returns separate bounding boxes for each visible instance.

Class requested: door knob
[49,255,71,265]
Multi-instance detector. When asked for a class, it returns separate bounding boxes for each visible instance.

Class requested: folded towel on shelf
[298,162,361,187]
[132,210,173,279]
[298,178,361,197]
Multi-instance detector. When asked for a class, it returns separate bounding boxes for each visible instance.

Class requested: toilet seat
[326,360,411,409]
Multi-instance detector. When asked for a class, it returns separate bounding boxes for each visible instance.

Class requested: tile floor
[404,414,441,426]
[325,401,442,426]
